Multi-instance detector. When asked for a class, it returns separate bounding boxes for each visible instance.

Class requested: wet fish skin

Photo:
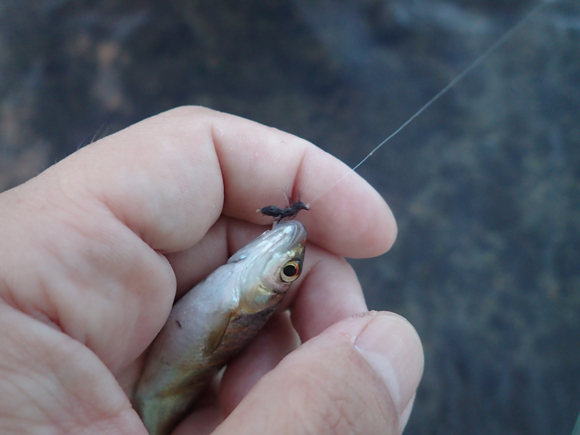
[133,220,307,435]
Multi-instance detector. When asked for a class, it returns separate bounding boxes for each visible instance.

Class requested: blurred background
[1,0,579,433]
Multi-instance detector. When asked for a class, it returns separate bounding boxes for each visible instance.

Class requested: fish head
[228,220,307,313]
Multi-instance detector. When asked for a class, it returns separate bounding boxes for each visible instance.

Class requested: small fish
[132,220,307,435]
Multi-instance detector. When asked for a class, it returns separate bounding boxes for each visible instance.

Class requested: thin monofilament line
[307,0,550,207]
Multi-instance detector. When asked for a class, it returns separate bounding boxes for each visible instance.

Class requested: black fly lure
[258,200,309,222]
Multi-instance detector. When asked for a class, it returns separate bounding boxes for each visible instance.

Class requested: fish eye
[281,260,301,282]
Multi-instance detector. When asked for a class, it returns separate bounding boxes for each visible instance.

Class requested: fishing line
[307,0,553,207]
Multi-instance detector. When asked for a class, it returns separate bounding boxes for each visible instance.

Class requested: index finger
[207,108,397,258]
[63,106,396,257]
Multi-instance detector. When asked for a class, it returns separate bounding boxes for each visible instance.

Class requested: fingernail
[354,313,424,417]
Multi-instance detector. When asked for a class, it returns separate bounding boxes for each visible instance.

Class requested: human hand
[0,107,423,434]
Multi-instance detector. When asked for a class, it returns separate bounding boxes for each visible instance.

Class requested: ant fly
[258,200,309,222]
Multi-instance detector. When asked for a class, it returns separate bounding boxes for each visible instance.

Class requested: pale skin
[0,106,424,435]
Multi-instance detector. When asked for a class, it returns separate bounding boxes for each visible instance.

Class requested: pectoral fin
[203,310,233,358]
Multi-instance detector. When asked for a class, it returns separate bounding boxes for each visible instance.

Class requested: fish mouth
[276,220,307,248]
[227,220,307,265]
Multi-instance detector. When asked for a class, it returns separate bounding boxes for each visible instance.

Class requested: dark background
[1,0,579,434]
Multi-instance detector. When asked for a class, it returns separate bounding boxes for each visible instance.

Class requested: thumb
[213,311,424,435]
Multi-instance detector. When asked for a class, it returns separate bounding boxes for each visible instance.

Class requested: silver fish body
[133,220,307,435]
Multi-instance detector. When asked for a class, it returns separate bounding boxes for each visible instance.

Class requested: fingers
[55,106,394,257]
[0,181,176,372]
[209,106,397,257]
[0,303,147,435]
[209,312,424,435]
[205,105,397,257]
[0,106,394,373]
